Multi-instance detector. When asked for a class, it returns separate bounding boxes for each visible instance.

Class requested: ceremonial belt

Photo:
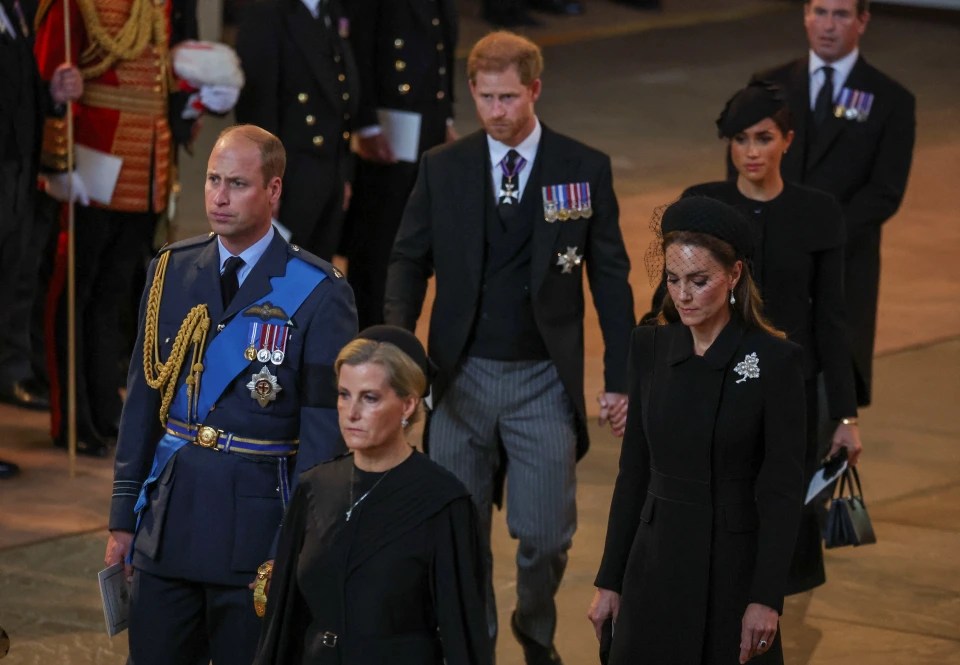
[82,83,167,115]
[165,418,298,457]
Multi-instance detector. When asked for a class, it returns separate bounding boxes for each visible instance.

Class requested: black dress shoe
[511,612,563,665]
[529,0,584,15]
[0,380,50,411]
[0,460,20,479]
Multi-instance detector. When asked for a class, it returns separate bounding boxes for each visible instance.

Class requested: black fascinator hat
[356,325,436,395]
[716,80,788,139]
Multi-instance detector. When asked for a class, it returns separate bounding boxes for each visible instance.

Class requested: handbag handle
[835,466,866,503]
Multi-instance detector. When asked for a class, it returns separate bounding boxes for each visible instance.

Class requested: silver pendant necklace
[346,466,392,521]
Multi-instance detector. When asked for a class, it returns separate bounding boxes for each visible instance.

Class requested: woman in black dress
[588,197,806,664]
[685,81,862,593]
[254,325,491,665]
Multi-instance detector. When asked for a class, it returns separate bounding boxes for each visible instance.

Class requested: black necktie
[220,256,244,309]
[498,149,525,207]
[813,65,834,128]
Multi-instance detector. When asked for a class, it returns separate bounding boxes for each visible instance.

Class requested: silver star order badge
[247,365,282,407]
[556,246,583,274]
[734,352,760,384]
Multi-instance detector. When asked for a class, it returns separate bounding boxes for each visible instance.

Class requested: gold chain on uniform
[74,0,167,79]
[142,251,210,426]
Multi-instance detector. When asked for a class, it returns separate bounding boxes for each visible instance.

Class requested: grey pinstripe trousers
[429,357,578,648]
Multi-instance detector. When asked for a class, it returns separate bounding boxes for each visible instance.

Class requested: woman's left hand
[739,602,778,663]
[829,422,863,466]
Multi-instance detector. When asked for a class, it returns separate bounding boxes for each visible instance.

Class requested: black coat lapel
[285,0,341,109]
[454,131,489,296]
[531,125,569,294]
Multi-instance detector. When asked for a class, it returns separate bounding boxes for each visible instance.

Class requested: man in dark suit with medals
[342,0,458,329]
[235,0,359,260]
[103,125,357,664]
[0,0,82,476]
[385,32,635,665]
[753,0,915,407]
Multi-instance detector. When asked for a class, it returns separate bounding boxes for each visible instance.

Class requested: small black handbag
[823,466,877,548]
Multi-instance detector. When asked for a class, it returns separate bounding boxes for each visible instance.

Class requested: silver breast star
[556,246,583,274]
[247,365,283,407]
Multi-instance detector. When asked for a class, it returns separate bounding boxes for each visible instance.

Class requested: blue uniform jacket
[109,230,357,586]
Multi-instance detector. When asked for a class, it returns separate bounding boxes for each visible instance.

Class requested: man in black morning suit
[235,0,359,260]
[385,32,635,665]
[753,0,915,406]
[342,0,458,328]
[103,126,357,665]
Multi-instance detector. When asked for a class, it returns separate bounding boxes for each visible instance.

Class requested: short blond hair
[216,124,286,186]
[335,339,426,425]
[467,31,543,85]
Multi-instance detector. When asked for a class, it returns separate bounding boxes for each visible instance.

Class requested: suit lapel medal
[834,87,875,122]
[556,246,583,274]
[541,182,592,223]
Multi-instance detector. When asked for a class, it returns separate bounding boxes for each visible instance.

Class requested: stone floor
[1,1,959,663]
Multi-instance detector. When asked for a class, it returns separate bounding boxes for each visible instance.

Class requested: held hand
[43,172,90,205]
[105,530,135,582]
[587,588,620,642]
[50,63,83,105]
[199,85,240,114]
[343,181,352,212]
[829,422,863,466]
[355,133,396,164]
[597,392,629,437]
[739,602,778,664]
[445,122,459,143]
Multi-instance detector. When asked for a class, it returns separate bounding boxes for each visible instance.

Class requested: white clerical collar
[809,48,859,88]
[487,117,542,171]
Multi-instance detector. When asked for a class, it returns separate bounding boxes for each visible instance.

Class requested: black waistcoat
[465,154,549,360]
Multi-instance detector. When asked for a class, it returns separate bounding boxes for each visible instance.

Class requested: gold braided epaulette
[142,249,211,425]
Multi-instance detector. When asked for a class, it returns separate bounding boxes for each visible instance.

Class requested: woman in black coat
[588,197,806,664]
[685,81,863,593]
[253,326,491,665]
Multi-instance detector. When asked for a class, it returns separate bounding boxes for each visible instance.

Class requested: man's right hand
[43,172,90,205]
[355,133,397,164]
[587,587,621,642]
[105,530,135,582]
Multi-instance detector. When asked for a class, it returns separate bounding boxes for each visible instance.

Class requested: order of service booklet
[98,563,131,637]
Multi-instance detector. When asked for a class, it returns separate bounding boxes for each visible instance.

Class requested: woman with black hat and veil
[253,325,491,665]
[685,81,863,595]
[588,196,806,663]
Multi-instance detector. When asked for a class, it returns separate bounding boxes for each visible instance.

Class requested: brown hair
[467,31,543,85]
[335,339,427,425]
[217,124,286,186]
[657,231,786,339]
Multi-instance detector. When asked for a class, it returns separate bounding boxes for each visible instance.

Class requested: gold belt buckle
[195,426,221,449]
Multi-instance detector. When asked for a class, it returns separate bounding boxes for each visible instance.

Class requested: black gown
[254,451,492,665]
[682,181,858,593]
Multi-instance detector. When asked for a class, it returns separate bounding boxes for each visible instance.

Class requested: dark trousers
[343,159,419,328]
[129,568,261,665]
[0,159,36,386]
[50,207,156,441]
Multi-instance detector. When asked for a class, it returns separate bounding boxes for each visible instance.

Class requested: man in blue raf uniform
[103,124,357,665]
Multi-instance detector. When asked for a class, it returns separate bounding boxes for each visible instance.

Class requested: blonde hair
[467,31,543,85]
[335,339,427,425]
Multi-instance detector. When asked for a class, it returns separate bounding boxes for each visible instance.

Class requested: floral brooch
[734,352,759,384]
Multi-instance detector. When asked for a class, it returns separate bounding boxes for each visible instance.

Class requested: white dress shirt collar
[217,225,275,286]
[301,0,322,19]
[808,48,859,104]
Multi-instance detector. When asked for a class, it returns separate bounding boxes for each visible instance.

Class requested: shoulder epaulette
[287,243,344,279]
[159,232,217,254]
